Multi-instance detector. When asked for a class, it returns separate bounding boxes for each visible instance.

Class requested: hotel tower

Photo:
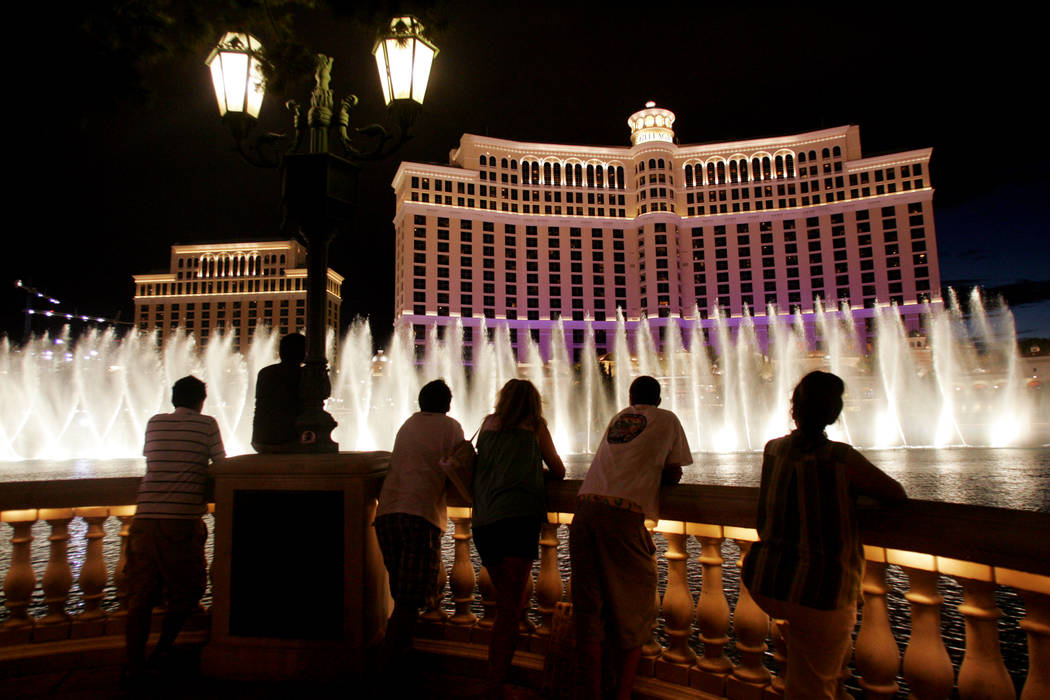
[394,103,940,363]
[133,240,343,352]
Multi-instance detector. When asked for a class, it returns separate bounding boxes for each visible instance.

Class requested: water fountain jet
[0,291,1042,463]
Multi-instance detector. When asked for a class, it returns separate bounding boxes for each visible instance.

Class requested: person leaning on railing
[742,371,907,700]
[373,380,467,680]
[570,375,693,700]
[123,376,226,689]
[470,379,566,697]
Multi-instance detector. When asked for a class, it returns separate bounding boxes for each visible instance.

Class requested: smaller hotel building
[392,105,941,361]
[133,240,343,351]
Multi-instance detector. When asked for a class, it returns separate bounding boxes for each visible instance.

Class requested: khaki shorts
[749,590,857,700]
[569,499,657,650]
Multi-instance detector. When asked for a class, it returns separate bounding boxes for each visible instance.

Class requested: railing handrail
[472,480,1050,577]
[0,477,143,511]
[4,475,1049,576]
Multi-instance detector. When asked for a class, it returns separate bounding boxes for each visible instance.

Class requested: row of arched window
[684,153,797,187]
[478,144,846,191]
[479,155,510,168]
[520,160,627,189]
[638,158,670,172]
[479,153,627,189]
[799,146,842,162]
[190,253,284,279]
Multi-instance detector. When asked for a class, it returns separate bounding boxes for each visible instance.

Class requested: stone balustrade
[429,481,1050,700]
[2,476,1050,700]
[0,477,200,647]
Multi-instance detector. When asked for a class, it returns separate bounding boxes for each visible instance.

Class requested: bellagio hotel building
[395,103,940,362]
[133,240,343,353]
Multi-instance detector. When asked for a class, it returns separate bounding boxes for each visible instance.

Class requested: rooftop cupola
[628,101,675,145]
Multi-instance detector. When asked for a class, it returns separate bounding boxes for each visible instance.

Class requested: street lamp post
[205,17,437,453]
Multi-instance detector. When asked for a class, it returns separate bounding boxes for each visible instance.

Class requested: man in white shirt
[374,380,466,673]
[570,375,692,700]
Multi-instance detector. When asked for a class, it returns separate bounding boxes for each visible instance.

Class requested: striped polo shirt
[136,407,225,519]
[742,432,863,610]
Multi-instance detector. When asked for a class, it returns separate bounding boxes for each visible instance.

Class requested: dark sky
[6,2,1048,344]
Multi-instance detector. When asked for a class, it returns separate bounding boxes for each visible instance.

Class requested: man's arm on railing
[661,464,683,485]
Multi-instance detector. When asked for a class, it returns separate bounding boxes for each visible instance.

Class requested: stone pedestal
[201,452,391,680]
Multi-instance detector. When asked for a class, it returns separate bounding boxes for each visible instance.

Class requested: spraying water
[0,292,1043,462]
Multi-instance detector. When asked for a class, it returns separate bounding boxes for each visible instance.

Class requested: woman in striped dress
[742,371,906,700]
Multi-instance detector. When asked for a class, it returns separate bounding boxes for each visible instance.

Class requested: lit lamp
[205,32,265,139]
[373,16,438,108]
[204,18,438,453]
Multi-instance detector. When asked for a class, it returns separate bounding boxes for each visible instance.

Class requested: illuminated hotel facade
[392,104,940,362]
[133,240,343,352]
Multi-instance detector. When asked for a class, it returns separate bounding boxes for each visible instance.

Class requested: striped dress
[136,408,225,519]
[742,431,864,610]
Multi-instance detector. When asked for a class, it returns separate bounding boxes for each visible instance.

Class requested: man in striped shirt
[124,376,225,683]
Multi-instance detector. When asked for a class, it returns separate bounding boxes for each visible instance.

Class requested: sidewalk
[2,642,545,699]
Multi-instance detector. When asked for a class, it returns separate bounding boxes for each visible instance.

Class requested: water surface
[4,447,1048,512]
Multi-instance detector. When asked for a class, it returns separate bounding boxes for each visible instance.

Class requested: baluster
[105,507,135,635]
[855,552,901,699]
[770,619,788,695]
[641,582,663,659]
[640,522,663,667]
[695,534,732,677]
[478,565,497,628]
[1,509,38,644]
[112,508,135,607]
[206,503,215,595]
[728,538,772,700]
[838,646,854,699]
[900,562,954,700]
[72,507,110,637]
[448,514,477,627]
[1018,588,1050,700]
[420,548,448,622]
[519,564,536,635]
[955,572,1014,699]
[659,529,696,672]
[36,508,75,641]
[534,521,563,639]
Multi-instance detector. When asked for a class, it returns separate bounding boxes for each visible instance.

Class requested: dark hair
[279,333,306,364]
[791,371,845,436]
[629,375,661,407]
[492,379,544,430]
[419,379,452,413]
[172,376,207,409]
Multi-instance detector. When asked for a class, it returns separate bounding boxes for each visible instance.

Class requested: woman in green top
[472,379,566,694]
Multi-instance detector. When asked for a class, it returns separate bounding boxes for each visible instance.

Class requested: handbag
[440,428,478,504]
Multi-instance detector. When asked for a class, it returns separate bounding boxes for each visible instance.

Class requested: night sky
[6,2,1048,346]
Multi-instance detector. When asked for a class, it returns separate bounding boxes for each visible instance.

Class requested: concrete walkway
[2,643,546,699]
